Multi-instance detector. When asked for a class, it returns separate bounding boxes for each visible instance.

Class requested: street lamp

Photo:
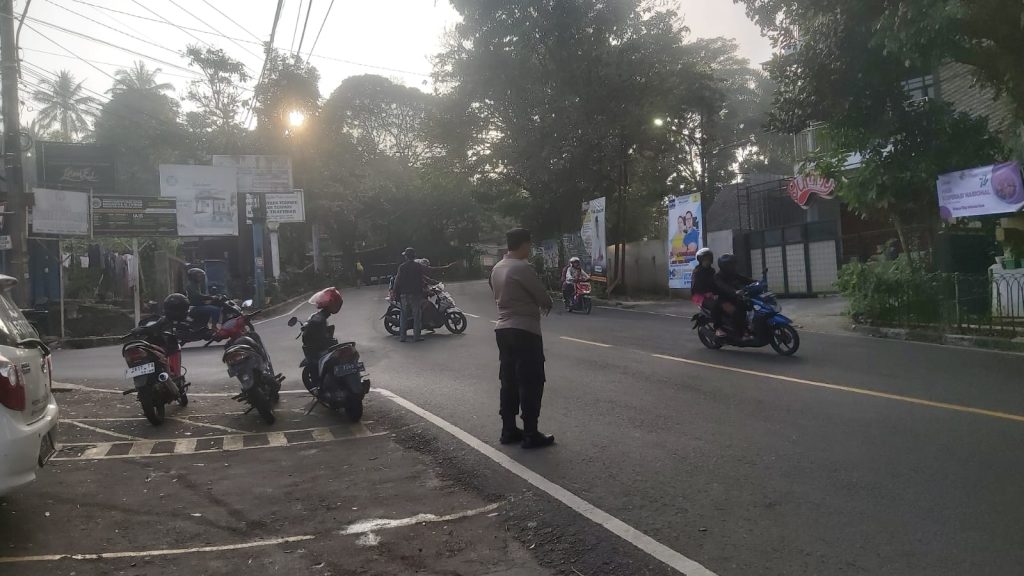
[653,117,665,127]
[287,109,306,128]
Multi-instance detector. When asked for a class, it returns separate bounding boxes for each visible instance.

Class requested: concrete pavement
[6,280,1024,575]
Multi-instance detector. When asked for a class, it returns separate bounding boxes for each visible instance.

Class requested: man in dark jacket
[714,254,754,338]
[394,248,454,342]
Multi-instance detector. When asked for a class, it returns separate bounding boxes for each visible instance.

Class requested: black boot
[500,419,523,445]
[520,420,554,449]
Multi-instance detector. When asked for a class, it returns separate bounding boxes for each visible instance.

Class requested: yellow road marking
[652,354,1024,423]
[560,336,613,348]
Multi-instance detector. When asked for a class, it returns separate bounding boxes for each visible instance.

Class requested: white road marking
[254,295,313,325]
[311,428,335,442]
[62,420,142,441]
[490,320,498,324]
[596,306,686,318]
[266,431,288,446]
[168,416,246,434]
[80,445,111,459]
[128,441,157,456]
[651,353,1024,423]
[340,502,501,535]
[560,336,613,348]
[375,388,718,576]
[222,435,244,450]
[174,438,197,454]
[0,535,317,564]
[464,313,481,318]
[53,383,308,397]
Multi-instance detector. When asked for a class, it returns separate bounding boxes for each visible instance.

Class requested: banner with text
[160,164,239,236]
[213,155,292,195]
[580,197,607,278]
[245,190,306,223]
[92,195,178,236]
[937,161,1024,220]
[31,188,90,236]
[668,193,703,290]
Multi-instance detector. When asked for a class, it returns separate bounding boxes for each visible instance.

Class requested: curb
[851,325,1024,354]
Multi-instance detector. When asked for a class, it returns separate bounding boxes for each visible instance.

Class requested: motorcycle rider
[302,287,344,387]
[561,257,590,308]
[185,268,221,328]
[690,248,724,333]
[715,254,755,339]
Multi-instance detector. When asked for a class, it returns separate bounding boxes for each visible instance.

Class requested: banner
[539,239,560,269]
[91,195,178,237]
[580,197,607,278]
[667,193,703,289]
[245,190,306,223]
[31,188,90,236]
[212,155,292,195]
[160,165,239,236]
[937,161,1024,220]
[36,142,116,195]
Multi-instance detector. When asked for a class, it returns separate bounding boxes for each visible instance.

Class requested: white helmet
[569,257,581,264]
[696,247,713,264]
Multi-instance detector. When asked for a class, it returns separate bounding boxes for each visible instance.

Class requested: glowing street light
[287,109,306,128]
[653,118,665,127]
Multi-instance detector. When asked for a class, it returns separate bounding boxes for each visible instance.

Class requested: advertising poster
[91,195,178,237]
[580,196,607,278]
[539,239,560,269]
[667,193,703,289]
[245,190,306,223]
[937,161,1024,220]
[31,188,90,236]
[213,155,293,195]
[160,164,239,236]
[36,142,117,195]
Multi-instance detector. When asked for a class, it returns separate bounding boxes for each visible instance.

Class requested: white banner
[937,161,1024,220]
[212,155,293,195]
[668,193,703,289]
[246,191,306,223]
[31,188,89,236]
[580,197,607,276]
[160,164,239,236]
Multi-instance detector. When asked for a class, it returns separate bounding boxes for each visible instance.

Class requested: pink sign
[788,174,837,209]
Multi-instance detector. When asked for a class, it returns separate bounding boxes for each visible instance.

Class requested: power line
[200,0,263,42]
[130,0,212,49]
[305,0,335,59]
[167,0,263,64]
[290,0,301,52]
[21,48,198,80]
[22,22,118,83]
[245,0,287,128]
[296,0,314,55]
[45,0,183,59]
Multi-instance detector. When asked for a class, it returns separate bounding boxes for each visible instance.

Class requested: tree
[94,90,185,196]
[253,50,320,144]
[109,61,174,95]
[185,46,250,154]
[31,70,99,141]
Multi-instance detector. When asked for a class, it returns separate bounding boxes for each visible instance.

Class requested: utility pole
[1,0,27,304]
[251,194,266,307]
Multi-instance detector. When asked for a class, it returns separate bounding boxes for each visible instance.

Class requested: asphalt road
[15,280,1024,575]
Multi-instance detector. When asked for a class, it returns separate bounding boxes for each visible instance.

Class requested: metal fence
[860,272,1024,337]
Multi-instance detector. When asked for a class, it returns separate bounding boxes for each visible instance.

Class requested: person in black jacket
[691,248,730,336]
[714,254,755,339]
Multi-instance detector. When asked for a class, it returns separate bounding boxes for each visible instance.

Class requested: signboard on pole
[245,190,305,223]
[212,155,292,195]
[0,202,8,250]
[937,161,1024,221]
[36,142,117,195]
[160,164,239,236]
[91,195,178,236]
[31,188,90,236]
[667,193,703,290]
[581,197,607,279]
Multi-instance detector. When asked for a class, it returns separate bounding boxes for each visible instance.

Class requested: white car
[0,275,59,495]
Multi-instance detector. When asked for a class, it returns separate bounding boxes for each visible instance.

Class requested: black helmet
[163,293,189,322]
[403,247,416,259]
[718,253,737,273]
[187,267,206,282]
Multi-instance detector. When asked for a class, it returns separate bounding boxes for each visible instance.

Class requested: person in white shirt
[561,256,590,309]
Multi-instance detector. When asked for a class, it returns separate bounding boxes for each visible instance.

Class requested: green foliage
[31,70,99,142]
[835,255,945,326]
[184,46,250,156]
[254,50,320,145]
[109,61,174,96]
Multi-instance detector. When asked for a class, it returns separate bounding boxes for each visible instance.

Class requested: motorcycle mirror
[242,299,254,309]
[287,317,298,327]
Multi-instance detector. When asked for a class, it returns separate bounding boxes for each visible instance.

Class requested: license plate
[126,362,155,378]
[38,430,56,466]
[334,362,364,376]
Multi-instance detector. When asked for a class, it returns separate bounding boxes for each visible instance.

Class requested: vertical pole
[268,222,281,279]
[58,239,65,340]
[311,221,321,274]
[1,0,28,305]
[252,194,266,306]
[131,238,140,326]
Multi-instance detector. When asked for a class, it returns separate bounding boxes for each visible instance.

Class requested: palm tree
[31,70,100,141]
[109,61,175,95]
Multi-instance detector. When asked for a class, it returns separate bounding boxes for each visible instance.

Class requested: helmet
[403,247,416,259]
[696,247,714,264]
[187,268,206,282]
[569,257,581,264]
[309,287,343,314]
[163,293,189,322]
[718,253,737,272]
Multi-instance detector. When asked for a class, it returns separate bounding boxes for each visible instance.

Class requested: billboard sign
[788,174,836,208]
[581,197,607,278]
[212,155,292,195]
[937,161,1024,221]
[245,190,306,223]
[31,188,90,236]
[159,164,239,236]
[668,193,703,289]
[36,142,116,195]
[91,195,178,237]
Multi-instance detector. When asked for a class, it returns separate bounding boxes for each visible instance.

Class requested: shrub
[836,255,946,326]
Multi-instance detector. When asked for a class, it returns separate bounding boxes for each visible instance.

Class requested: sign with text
[668,193,703,290]
[937,161,1024,220]
[36,141,116,195]
[580,197,607,279]
[31,188,90,236]
[245,190,306,223]
[788,174,837,208]
[212,155,292,195]
[91,195,178,236]
[160,164,239,236]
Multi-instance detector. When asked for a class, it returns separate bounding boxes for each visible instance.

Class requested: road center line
[0,535,317,564]
[62,420,142,441]
[254,297,311,325]
[340,503,501,535]
[560,336,613,348]
[464,313,481,318]
[376,388,717,576]
[652,354,1024,423]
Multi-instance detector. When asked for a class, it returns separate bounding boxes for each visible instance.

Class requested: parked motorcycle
[382,281,468,335]
[214,299,283,424]
[692,278,800,356]
[120,318,190,425]
[288,315,371,422]
[564,280,593,314]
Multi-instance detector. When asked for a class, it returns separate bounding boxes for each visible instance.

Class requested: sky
[17,0,771,124]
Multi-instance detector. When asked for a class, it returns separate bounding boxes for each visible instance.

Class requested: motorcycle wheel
[248,378,276,424]
[301,365,316,393]
[583,298,593,315]
[445,311,468,334]
[178,391,189,407]
[138,387,165,425]
[383,308,401,336]
[344,394,364,422]
[769,324,800,356]
[697,324,724,350]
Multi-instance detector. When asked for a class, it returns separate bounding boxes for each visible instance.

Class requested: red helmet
[309,287,343,313]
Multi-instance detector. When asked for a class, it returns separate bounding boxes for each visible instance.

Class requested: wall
[938,62,1017,136]
[606,239,669,294]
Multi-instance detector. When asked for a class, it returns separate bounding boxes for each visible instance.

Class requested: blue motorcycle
[692,280,800,356]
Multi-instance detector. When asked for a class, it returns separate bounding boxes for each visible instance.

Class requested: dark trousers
[562,283,575,305]
[496,328,546,433]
